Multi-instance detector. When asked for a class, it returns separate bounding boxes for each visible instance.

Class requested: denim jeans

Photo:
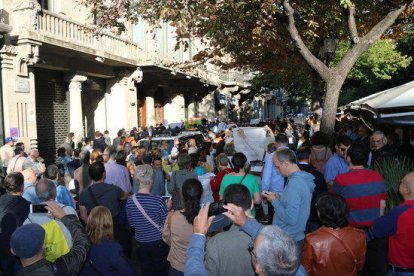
[388,268,414,276]
[365,238,388,276]
[136,239,169,276]
[168,266,184,276]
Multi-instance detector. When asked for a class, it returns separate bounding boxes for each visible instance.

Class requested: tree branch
[348,4,360,44]
[337,0,414,75]
[363,1,413,43]
[282,1,330,80]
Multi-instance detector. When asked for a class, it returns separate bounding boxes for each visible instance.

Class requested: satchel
[162,211,174,245]
[324,229,359,274]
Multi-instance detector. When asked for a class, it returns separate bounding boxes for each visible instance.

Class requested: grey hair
[104,146,117,159]
[275,148,297,164]
[134,164,154,188]
[35,178,57,202]
[371,130,387,144]
[177,153,192,170]
[256,226,300,276]
[224,143,236,156]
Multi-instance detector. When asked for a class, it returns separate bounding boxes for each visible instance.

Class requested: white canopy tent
[342,80,414,127]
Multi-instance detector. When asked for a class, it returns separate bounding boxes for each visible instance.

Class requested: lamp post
[322,38,338,67]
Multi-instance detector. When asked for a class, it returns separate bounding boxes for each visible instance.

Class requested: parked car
[137,131,206,154]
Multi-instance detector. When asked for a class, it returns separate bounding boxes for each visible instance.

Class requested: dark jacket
[80,240,134,276]
[370,145,397,167]
[298,163,327,231]
[93,137,107,152]
[17,215,90,276]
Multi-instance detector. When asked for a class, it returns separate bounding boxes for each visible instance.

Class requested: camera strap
[87,186,100,207]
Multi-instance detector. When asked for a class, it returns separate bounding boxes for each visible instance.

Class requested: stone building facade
[0,0,251,164]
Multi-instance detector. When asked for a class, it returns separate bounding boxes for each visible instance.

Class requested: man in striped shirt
[334,143,387,276]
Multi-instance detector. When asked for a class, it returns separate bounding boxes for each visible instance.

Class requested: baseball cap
[5,137,17,143]
[10,224,45,259]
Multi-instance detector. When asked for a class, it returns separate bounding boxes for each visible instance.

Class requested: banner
[233,127,266,164]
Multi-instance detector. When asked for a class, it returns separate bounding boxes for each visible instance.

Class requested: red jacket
[210,168,233,201]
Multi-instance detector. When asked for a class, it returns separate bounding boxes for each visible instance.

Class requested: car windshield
[151,140,174,153]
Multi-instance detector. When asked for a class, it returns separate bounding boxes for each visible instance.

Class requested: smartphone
[162,196,172,201]
[30,204,49,213]
[208,200,226,216]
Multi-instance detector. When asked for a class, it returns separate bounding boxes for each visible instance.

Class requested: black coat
[298,163,327,230]
[93,137,107,152]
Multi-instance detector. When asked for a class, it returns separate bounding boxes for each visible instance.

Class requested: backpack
[41,220,70,262]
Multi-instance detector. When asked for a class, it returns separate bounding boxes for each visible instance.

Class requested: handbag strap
[239,173,248,184]
[12,156,23,172]
[87,186,100,207]
[324,229,358,266]
[132,194,162,232]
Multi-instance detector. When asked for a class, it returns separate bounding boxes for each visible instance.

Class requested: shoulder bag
[87,186,100,207]
[324,229,358,274]
[132,194,162,232]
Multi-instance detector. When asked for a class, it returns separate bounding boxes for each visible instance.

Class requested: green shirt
[219,174,260,217]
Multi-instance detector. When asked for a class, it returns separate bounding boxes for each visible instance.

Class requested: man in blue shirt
[44,165,76,209]
[261,134,288,224]
[324,135,352,188]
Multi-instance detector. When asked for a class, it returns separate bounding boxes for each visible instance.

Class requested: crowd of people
[0,115,413,276]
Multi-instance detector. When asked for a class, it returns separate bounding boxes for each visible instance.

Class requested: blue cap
[10,224,45,259]
[5,137,16,143]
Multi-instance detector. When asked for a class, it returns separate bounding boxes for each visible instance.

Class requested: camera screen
[31,204,48,213]
[208,200,226,216]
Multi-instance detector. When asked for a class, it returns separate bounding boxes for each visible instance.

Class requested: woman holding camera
[218,152,261,216]
[163,178,202,276]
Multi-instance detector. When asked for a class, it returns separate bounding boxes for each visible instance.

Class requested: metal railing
[37,10,138,60]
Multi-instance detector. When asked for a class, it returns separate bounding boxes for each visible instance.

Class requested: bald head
[35,179,56,202]
[400,172,414,200]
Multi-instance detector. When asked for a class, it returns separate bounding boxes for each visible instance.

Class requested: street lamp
[322,38,338,66]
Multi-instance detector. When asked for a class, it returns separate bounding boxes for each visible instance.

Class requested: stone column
[187,93,196,119]
[65,74,87,143]
[145,92,156,127]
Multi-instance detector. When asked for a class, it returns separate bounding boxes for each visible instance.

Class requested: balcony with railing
[12,2,139,64]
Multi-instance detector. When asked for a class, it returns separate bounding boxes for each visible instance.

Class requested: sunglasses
[339,148,348,152]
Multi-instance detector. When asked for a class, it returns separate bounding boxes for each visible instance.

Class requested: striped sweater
[126,193,168,243]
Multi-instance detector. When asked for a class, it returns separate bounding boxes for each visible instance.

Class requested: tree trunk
[320,76,346,135]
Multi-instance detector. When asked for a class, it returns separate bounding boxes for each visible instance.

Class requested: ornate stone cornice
[0,45,18,55]
[12,0,41,12]
[130,68,143,83]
